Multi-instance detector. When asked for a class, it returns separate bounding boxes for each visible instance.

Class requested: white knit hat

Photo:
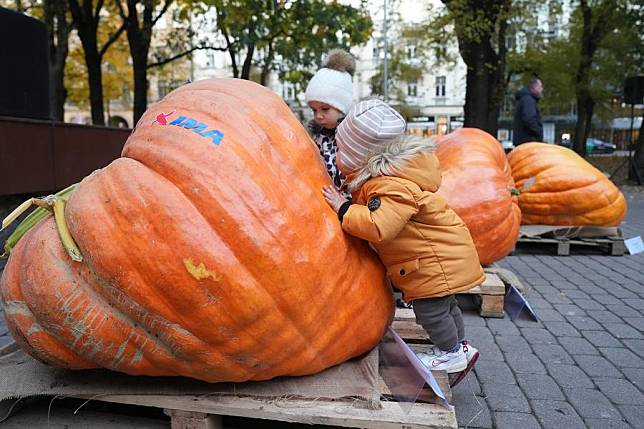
[305,50,355,115]
[336,99,407,174]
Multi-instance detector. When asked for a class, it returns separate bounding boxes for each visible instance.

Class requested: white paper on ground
[624,236,644,255]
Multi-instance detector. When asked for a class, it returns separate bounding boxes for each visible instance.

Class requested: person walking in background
[305,49,356,198]
[513,77,544,145]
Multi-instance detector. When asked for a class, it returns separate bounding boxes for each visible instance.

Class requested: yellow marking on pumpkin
[184,259,221,282]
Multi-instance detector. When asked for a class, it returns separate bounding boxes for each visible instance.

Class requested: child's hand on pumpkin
[322,185,348,213]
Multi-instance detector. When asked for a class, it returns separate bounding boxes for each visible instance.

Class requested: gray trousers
[413,295,464,352]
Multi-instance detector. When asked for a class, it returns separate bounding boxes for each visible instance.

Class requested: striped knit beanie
[336,99,407,174]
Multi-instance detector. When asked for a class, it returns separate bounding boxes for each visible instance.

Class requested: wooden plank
[479,295,505,318]
[462,273,505,295]
[394,308,415,321]
[379,372,451,405]
[88,394,457,429]
[392,320,429,342]
[516,235,626,256]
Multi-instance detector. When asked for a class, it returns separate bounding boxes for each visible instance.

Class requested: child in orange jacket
[322,99,485,373]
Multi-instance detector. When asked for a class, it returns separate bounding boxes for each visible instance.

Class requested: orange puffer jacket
[341,142,485,302]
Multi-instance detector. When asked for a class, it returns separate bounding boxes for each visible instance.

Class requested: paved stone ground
[1,190,643,428]
[452,190,644,429]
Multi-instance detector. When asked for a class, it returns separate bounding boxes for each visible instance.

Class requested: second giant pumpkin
[436,128,521,265]
[0,78,393,383]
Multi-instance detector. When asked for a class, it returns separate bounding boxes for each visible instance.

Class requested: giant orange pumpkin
[436,128,521,265]
[0,78,393,383]
[507,142,627,226]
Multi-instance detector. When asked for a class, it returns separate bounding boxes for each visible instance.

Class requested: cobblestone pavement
[1,191,643,428]
[453,190,644,429]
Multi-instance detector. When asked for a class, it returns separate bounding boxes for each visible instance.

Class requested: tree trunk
[259,43,274,86]
[81,37,106,125]
[45,0,71,121]
[240,44,255,80]
[572,0,614,157]
[68,0,104,125]
[446,0,509,137]
[131,48,149,126]
[120,0,171,125]
[630,115,644,183]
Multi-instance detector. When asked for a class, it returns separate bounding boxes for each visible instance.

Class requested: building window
[406,46,416,60]
[206,52,215,68]
[435,76,446,97]
[407,81,418,97]
[283,84,295,100]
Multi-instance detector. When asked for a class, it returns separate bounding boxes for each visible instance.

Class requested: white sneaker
[462,340,479,365]
[418,346,467,373]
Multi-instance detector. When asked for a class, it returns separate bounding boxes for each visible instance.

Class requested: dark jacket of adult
[513,87,543,145]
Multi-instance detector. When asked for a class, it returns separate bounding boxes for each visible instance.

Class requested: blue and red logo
[153,111,224,145]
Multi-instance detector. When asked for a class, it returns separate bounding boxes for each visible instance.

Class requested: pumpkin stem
[1,184,78,258]
[51,197,83,262]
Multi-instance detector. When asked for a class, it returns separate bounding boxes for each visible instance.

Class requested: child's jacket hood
[344,137,441,193]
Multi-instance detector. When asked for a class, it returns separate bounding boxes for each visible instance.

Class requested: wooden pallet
[74,331,456,429]
[395,270,507,319]
[516,225,627,256]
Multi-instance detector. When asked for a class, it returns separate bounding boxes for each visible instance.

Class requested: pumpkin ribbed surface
[0,78,393,383]
[507,142,627,226]
[436,128,521,265]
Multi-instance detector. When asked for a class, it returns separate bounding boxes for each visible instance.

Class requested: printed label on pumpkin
[153,111,224,145]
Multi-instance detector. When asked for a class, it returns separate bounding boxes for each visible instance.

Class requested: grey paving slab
[564,337,600,355]
[576,284,606,295]
[621,367,644,391]
[599,346,644,369]
[532,344,576,365]
[534,309,565,322]
[605,304,642,318]
[595,378,644,405]
[504,352,547,374]
[592,310,626,324]
[625,298,644,310]
[623,317,644,332]
[520,328,557,345]
[618,404,644,429]
[562,388,622,419]
[546,364,594,389]
[473,340,505,362]
[606,287,640,300]
[493,412,542,429]
[623,339,644,358]
[495,335,532,353]
[554,304,587,317]
[581,330,624,348]
[453,386,493,429]
[542,321,582,337]
[565,315,603,331]
[481,383,530,413]
[486,319,521,336]
[473,361,517,385]
[584,418,633,429]
[573,354,623,378]
[515,373,565,401]
[603,323,644,339]
[531,400,587,429]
